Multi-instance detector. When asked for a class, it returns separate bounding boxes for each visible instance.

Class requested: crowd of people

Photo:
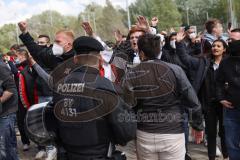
[0,14,240,160]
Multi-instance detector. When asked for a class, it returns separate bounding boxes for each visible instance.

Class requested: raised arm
[18,21,43,60]
[18,21,56,70]
[175,30,201,69]
[82,22,113,63]
[28,56,50,85]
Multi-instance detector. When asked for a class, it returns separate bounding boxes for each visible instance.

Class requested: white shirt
[133,53,141,64]
[213,62,219,70]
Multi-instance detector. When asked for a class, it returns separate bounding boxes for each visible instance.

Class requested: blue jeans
[0,113,19,160]
[223,107,240,160]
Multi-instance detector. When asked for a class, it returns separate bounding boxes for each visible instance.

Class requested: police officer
[51,36,136,160]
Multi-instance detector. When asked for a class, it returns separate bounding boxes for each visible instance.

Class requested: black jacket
[198,60,221,112]
[20,64,39,106]
[0,59,18,117]
[216,56,240,108]
[113,40,135,63]
[123,60,203,133]
[176,42,210,93]
[19,32,75,96]
[19,32,76,70]
[52,66,136,160]
[161,47,189,76]
[183,38,201,56]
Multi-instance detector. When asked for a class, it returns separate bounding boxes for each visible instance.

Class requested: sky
[0,0,136,26]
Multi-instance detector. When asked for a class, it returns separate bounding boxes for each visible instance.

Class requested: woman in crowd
[175,32,229,159]
[200,39,229,160]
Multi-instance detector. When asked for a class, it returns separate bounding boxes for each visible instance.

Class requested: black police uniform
[51,36,136,160]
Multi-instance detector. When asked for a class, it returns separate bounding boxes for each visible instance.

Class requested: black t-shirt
[0,59,18,117]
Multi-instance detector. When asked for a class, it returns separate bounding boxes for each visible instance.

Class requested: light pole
[186,6,189,25]
[228,0,236,28]
[126,0,131,30]
[15,23,20,45]
[80,3,97,34]
[92,12,97,34]
[14,13,20,45]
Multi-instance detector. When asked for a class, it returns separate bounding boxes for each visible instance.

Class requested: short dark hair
[10,44,21,50]
[184,25,190,31]
[38,34,50,43]
[169,32,177,40]
[205,19,221,34]
[231,28,240,33]
[137,34,160,60]
[16,48,29,58]
[6,51,15,56]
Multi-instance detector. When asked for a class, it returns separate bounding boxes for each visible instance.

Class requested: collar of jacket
[61,49,76,61]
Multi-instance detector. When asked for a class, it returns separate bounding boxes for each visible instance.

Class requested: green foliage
[0,0,239,51]
[129,0,182,30]
[27,11,79,41]
[175,0,240,30]
[152,0,182,29]
[0,0,128,50]
[96,0,128,41]
[0,24,18,53]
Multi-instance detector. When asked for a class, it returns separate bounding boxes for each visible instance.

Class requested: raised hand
[81,22,93,36]
[26,52,36,66]
[151,17,158,27]
[18,21,28,33]
[114,29,123,44]
[176,29,186,42]
[136,15,150,32]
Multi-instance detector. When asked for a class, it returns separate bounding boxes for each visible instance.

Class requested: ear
[223,48,226,53]
[139,50,145,61]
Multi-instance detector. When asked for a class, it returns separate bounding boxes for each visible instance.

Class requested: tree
[96,0,128,41]
[27,10,78,41]
[152,0,182,29]
[129,0,182,31]
[175,0,240,31]
[0,24,18,52]
[175,0,214,29]
[78,2,104,36]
